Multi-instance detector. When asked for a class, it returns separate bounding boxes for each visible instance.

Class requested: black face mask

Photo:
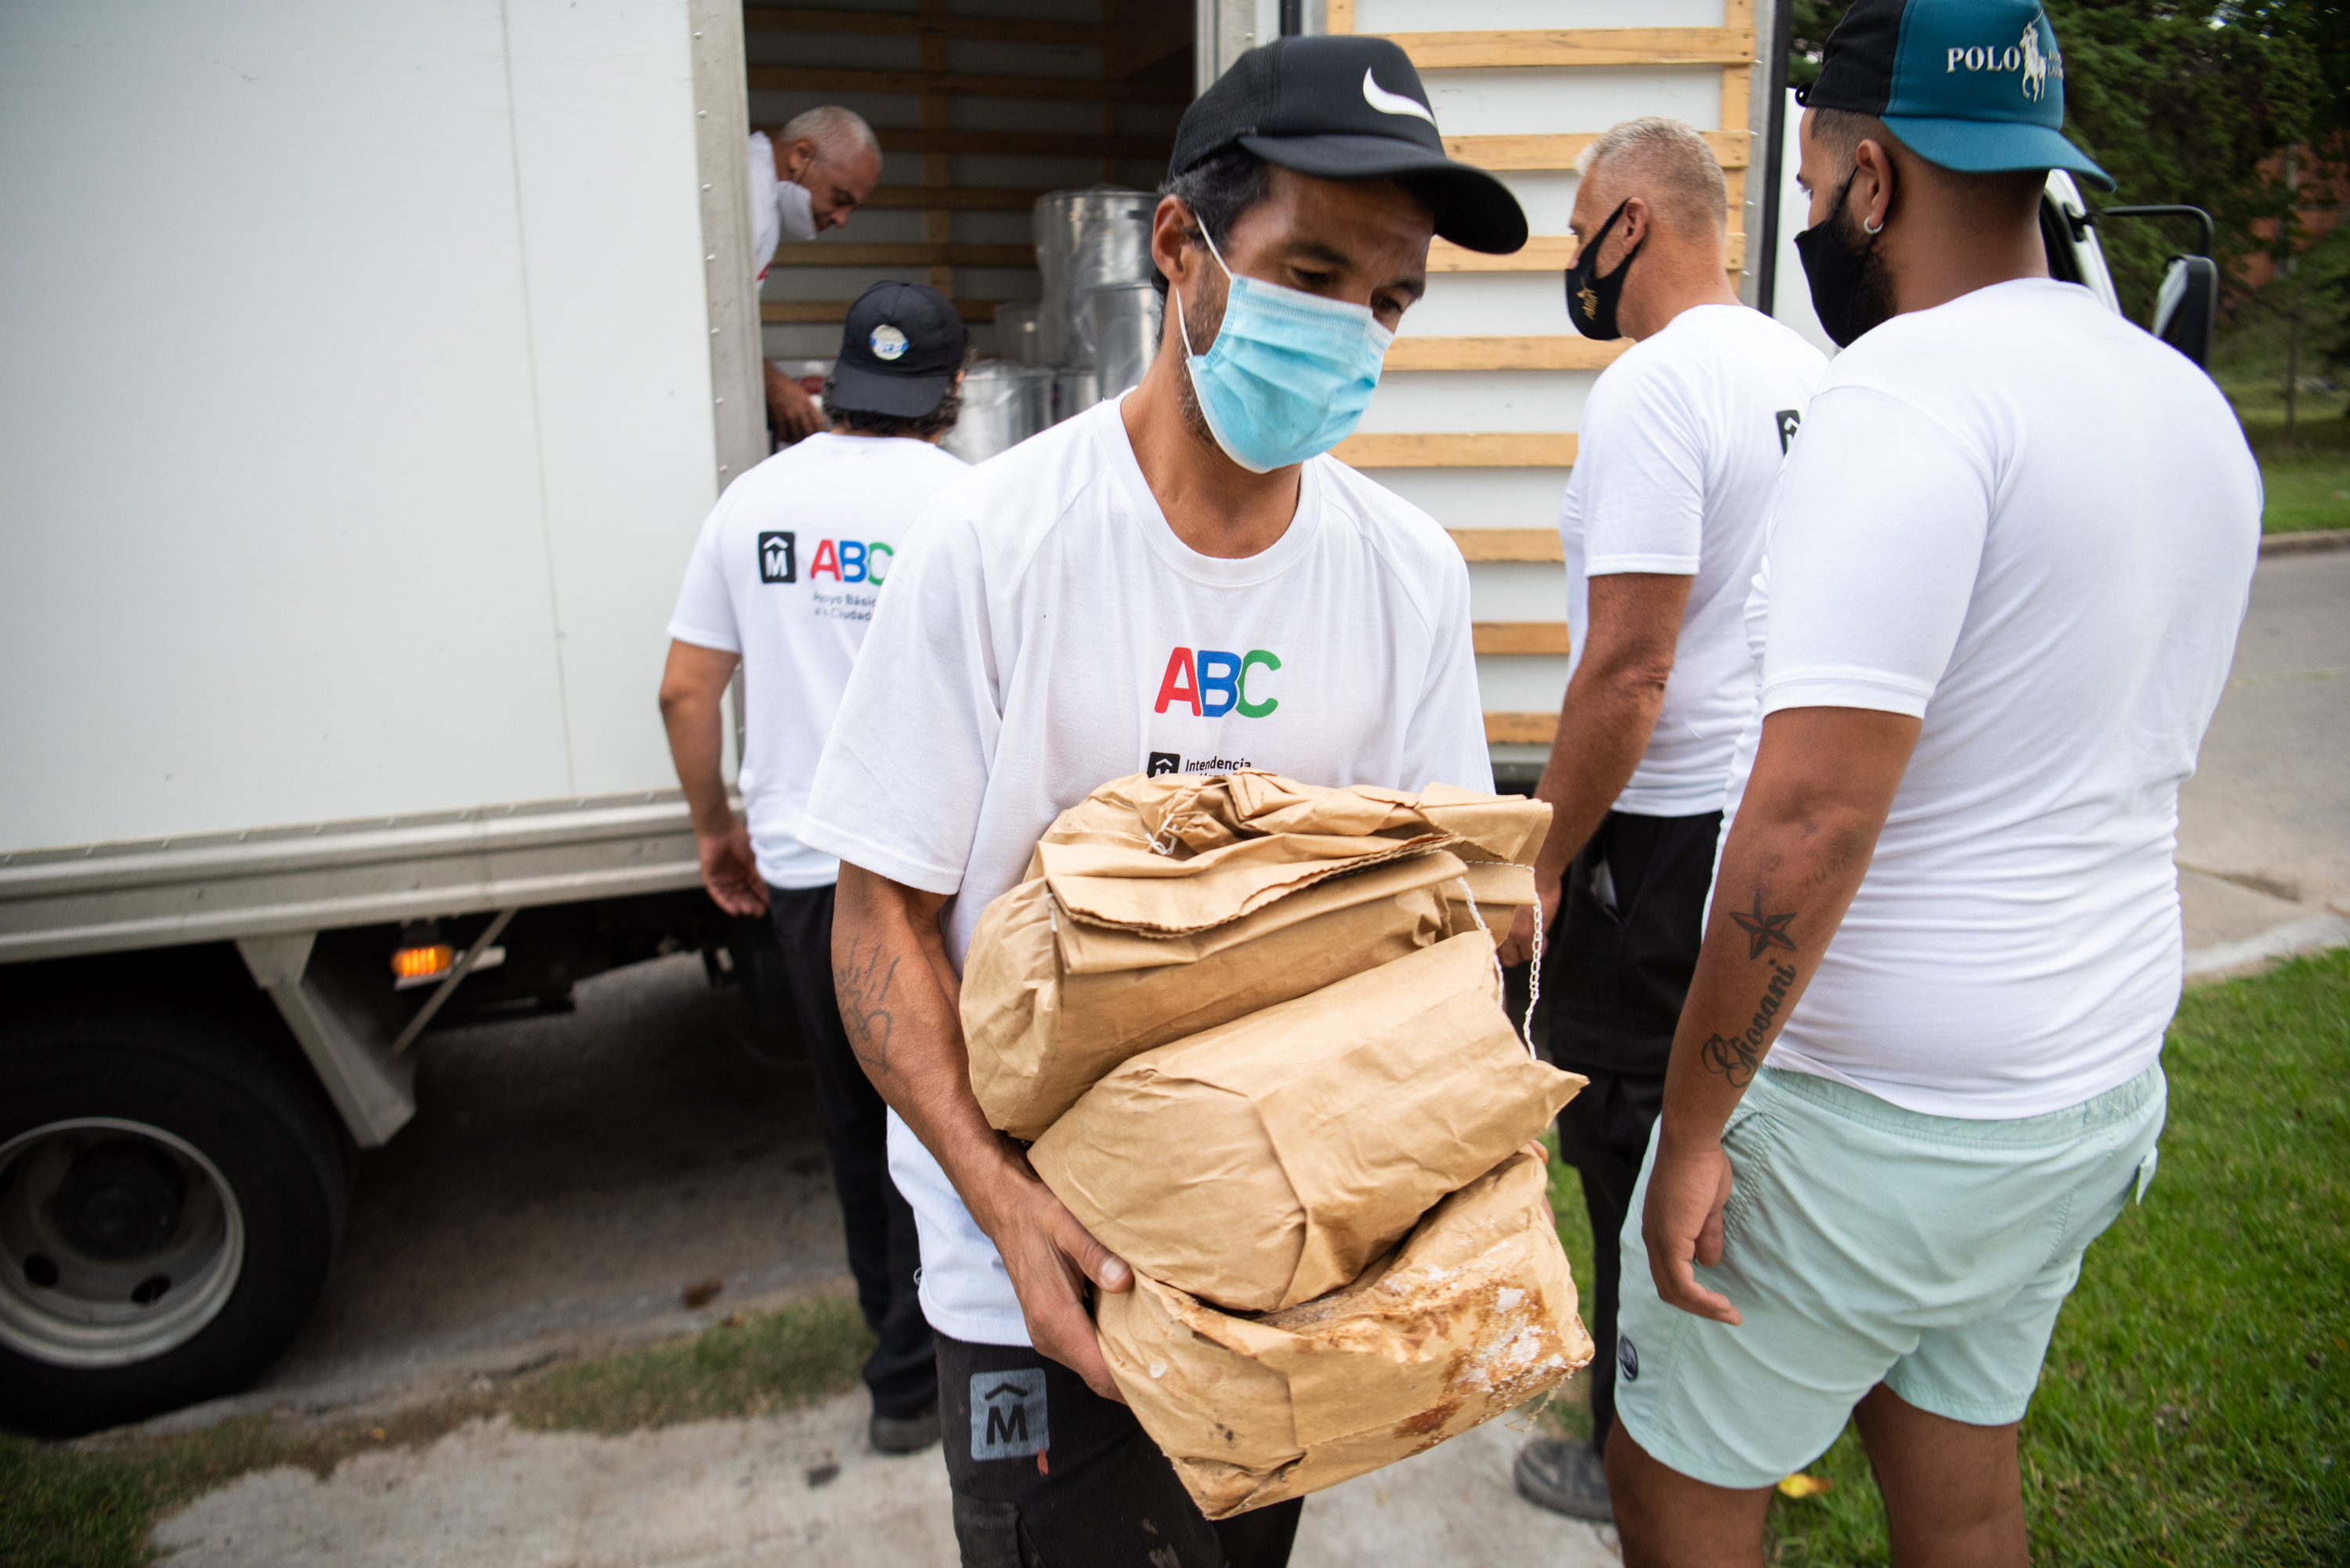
[1564,201,1643,341]
[1793,172,1896,348]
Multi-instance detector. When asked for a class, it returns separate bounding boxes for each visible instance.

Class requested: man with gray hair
[1491,113,1827,1523]
[752,106,884,441]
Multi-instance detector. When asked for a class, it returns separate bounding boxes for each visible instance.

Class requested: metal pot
[992,302,1043,368]
[941,360,1053,464]
[1087,284,1162,399]
[1033,186,1156,367]
[1050,367,1101,425]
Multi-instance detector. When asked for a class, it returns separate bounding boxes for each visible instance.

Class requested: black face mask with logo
[1564,200,1643,341]
[1793,170,1896,348]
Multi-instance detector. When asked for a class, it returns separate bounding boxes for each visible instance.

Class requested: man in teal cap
[1604,2,2262,1561]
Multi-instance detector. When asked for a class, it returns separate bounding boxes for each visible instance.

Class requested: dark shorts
[1543,808,1723,1077]
[1538,807,1719,1448]
[935,1332,1303,1568]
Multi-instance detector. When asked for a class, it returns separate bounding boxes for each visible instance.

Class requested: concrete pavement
[150,1390,1618,1568]
[2177,549,2350,975]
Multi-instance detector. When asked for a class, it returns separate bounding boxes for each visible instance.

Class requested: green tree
[1782,2,2329,327]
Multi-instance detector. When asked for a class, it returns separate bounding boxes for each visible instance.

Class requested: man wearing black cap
[659,280,968,1455]
[1606,3,2260,1563]
[797,36,1524,1566]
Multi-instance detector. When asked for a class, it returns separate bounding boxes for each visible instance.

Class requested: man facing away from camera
[1492,115,1827,1525]
[793,34,1530,1568]
[659,282,968,1456]
[1606,3,2261,1564]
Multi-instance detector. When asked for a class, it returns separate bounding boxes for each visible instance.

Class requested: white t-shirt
[667,432,969,889]
[799,396,1494,1345]
[1559,304,1827,817]
[747,131,793,283]
[1723,279,2261,1119]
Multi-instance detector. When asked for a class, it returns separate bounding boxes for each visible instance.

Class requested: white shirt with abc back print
[799,393,1492,1346]
[667,432,968,889]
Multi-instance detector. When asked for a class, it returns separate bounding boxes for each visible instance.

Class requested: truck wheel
[0,1007,349,1436]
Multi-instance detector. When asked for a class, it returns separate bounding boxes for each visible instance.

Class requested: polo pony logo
[2019,21,2051,100]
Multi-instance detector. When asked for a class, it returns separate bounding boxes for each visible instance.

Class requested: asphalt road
[245,956,853,1415]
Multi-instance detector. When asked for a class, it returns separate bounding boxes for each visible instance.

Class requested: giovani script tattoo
[1700,1031,1758,1086]
[1701,959,1801,1086]
[1727,891,1798,961]
[833,939,902,1076]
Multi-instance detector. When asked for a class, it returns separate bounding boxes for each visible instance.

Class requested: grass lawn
[1542,947,2350,1566]
[2214,374,2350,535]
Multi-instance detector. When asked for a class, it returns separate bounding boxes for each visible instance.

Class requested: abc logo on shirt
[757,531,895,586]
[1153,646,1281,719]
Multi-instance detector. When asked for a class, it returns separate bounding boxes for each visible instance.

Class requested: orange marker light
[391,944,455,982]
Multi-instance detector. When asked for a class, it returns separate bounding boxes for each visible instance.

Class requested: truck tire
[0,1006,350,1436]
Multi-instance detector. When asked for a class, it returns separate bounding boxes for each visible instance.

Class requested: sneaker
[1513,1436,1613,1522]
[870,1401,941,1454]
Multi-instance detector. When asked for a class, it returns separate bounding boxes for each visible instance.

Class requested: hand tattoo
[1728,891,1798,960]
[833,939,901,1076]
[1701,959,1800,1085]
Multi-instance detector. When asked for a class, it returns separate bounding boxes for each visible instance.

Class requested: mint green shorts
[1612,1062,2165,1489]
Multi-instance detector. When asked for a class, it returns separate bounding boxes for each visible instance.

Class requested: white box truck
[1,0,2190,1432]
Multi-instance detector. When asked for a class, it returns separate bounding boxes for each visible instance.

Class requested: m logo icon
[969,1367,1049,1460]
[1775,410,1802,453]
[757,531,797,584]
[1147,750,1182,777]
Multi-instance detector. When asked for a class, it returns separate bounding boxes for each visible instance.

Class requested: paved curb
[2183,913,2350,981]
[2260,528,2350,557]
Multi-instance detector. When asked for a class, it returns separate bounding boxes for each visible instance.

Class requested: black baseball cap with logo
[1802,0,2111,190]
[830,281,968,417]
[1170,35,1528,255]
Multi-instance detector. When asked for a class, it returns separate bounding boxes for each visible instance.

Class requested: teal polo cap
[1802,0,2112,190]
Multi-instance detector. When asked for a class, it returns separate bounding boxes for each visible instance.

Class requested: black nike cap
[829,281,967,417]
[1170,36,1528,255]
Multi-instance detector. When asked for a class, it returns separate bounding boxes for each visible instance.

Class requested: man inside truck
[1611,2,2261,1563]
[659,281,969,1455]
[797,35,1528,1568]
[752,106,884,444]
[1493,114,1828,1526]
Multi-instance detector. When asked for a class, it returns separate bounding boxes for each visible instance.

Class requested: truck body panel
[1,0,721,857]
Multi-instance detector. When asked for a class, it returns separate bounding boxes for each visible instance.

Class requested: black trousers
[937,1333,1303,1568]
[768,881,936,1418]
[1540,808,1720,1451]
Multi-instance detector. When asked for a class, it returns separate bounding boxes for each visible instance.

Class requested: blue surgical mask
[1173,226,1395,474]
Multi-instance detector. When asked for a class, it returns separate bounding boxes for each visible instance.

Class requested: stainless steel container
[1050,367,1101,425]
[942,360,1053,464]
[1033,186,1156,367]
[1086,283,1162,399]
[992,302,1043,368]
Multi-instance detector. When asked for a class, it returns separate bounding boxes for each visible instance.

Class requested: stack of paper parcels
[1097,1151,1595,1519]
[964,769,1555,1140]
[960,770,1592,1516]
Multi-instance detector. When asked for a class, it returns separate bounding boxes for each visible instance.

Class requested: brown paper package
[1028,932,1586,1312]
[1096,1150,1595,1519]
[963,771,1552,1140]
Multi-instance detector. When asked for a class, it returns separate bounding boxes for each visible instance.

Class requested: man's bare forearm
[1531,666,1669,886]
[660,693,734,835]
[657,643,741,837]
[1658,708,1922,1147]
[1528,573,1691,883]
[830,864,1029,1230]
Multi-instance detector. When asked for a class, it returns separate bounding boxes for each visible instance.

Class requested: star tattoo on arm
[1729,891,1798,961]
